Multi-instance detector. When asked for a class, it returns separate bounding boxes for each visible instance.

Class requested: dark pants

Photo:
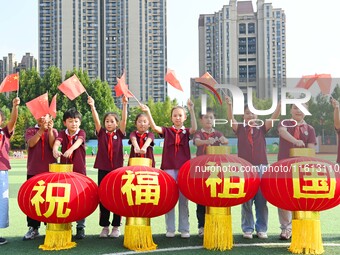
[196,204,205,228]
[98,170,121,227]
[27,175,41,229]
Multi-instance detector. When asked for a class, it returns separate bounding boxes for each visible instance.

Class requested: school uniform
[161,126,191,234]
[128,130,155,167]
[95,127,125,227]
[236,125,268,234]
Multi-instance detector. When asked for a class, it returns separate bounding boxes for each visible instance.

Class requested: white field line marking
[104,242,340,255]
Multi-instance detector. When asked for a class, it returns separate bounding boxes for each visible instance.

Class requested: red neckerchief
[202,129,215,154]
[136,132,147,158]
[170,126,183,156]
[107,131,115,166]
[66,134,74,163]
[0,129,3,146]
[293,123,307,142]
[246,126,254,159]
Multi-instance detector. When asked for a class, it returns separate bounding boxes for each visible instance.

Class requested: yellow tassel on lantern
[124,217,157,251]
[288,148,323,255]
[39,164,76,251]
[203,146,233,251]
[123,157,157,251]
[203,207,232,251]
[289,211,323,255]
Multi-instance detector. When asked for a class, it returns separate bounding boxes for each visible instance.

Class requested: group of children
[0,95,339,246]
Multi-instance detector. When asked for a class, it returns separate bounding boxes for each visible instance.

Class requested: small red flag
[195,72,222,105]
[26,93,50,120]
[0,73,19,93]
[295,75,318,90]
[195,72,218,87]
[165,69,183,92]
[316,74,332,95]
[58,74,86,100]
[49,94,57,119]
[114,70,133,97]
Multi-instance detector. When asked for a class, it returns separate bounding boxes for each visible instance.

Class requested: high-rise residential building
[39,0,167,105]
[197,0,286,99]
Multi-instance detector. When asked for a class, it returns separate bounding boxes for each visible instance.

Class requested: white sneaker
[99,227,109,238]
[23,227,39,240]
[181,232,190,238]
[198,227,204,237]
[165,231,175,238]
[110,227,120,238]
[257,232,268,239]
[243,232,253,239]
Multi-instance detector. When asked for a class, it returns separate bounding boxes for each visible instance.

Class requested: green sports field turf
[1,155,340,255]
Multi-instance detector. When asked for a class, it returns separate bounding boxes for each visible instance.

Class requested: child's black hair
[63,108,82,121]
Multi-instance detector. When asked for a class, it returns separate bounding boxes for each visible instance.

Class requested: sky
[0,0,339,103]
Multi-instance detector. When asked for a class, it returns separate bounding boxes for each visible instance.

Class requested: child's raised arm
[187,99,197,134]
[332,98,340,130]
[7,97,20,134]
[140,104,163,134]
[87,96,101,133]
[120,96,128,134]
[226,96,238,132]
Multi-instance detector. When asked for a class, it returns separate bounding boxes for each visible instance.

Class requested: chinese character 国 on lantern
[261,148,340,255]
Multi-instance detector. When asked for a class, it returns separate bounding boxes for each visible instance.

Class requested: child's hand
[331,98,339,109]
[219,137,229,144]
[122,96,128,104]
[53,149,62,159]
[139,147,146,154]
[134,147,141,154]
[187,99,194,111]
[13,97,20,107]
[294,140,305,147]
[47,119,54,130]
[208,137,215,145]
[63,149,73,158]
[140,104,150,113]
[225,96,232,105]
[87,96,95,107]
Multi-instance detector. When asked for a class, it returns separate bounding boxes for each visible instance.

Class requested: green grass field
[1,154,340,255]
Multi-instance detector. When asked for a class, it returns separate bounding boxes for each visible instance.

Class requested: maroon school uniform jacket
[277,120,316,161]
[0,126,12,170]
[194,129,224,156]
[56,129,86,175]
[94,127,124,171]
[25,126,58,175]
[235,125,268,165]
[160,126,191,170]
[128,130,155,167]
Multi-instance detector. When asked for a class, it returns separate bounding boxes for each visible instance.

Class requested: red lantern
[261,157,340,211]
[18,172,99,223]
[178,154,260,207]
[98,165,179,218]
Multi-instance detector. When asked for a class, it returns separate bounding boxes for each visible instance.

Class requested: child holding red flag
[87,95,127,238]
[193,107,229,237]
[128,113,155,167]
[23,114,57,240]
[141,99,197,238]
[226,96,280,240]
[276,103,316,240]
[0,97,20,245]
[52,108,87,239]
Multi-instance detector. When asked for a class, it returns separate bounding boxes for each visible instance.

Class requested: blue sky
[1,0,339,102]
